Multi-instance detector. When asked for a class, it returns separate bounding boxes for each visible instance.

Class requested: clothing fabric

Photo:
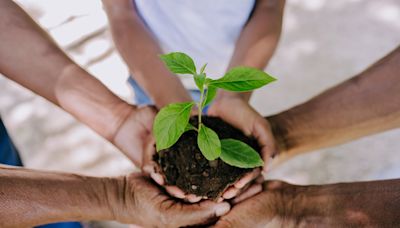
[134,0,256,89]
[0,118,22,166]
[0,117,82,228]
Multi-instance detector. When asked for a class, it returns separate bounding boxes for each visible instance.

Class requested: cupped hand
[214,181,298,228]
[112,105,157,169]
[207,95,279,200]
[112,173,231,227]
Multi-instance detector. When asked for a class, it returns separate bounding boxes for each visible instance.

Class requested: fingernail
[223,189,238,199]
[150,172,164,185]
[166,186,185,199]
[215,202,231,216]
[188,194,202,203]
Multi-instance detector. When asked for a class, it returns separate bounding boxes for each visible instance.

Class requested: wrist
[266,107,308,159]
[102,174,140,224]
[101,175,131,223]
[56,64,135,141]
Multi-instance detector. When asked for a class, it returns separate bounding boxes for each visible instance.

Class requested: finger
[165,185,186,199]
[176,201,231,227]
[234,168,261,189]
[187,194,202,203]
[222,187,239,199]
[141,137,156,170]
[232,184,262,204]
[252,119,278,173]
[150,172,164,186]
[255,175,264,184]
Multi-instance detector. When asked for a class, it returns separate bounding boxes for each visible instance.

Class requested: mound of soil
[154,116,260,199]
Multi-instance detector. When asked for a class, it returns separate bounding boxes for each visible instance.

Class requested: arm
[215,179,400,227]
[0,1,156,165]
[102,0,191,108]
[0,165,230,227]
[216,0,285,102]
[207,0,285,184]
[269,46,400,161]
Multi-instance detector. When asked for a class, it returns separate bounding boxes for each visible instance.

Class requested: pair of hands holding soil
[118,95,275,200]
[111,95,278,226]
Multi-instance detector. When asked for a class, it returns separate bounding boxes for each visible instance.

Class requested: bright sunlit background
[1,0,400,226]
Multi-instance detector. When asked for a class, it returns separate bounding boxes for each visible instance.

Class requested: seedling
[153,52,276,168]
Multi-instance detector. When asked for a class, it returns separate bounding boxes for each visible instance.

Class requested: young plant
[153,52,276,168]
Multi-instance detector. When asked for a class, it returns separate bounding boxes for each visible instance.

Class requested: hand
[213,181,294,228]
[215,179,400,227]
[207,95,278,200]
[110,173,231,227]
[112,105,157,169]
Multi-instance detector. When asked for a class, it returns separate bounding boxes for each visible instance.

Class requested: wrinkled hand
[214,181,299,228]
[112,105,157,169]
[215,179,400,227]
[207,96,278,200]
[111,173,231,227]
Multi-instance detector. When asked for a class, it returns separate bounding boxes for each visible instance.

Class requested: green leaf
[220,139,264,168]
[197,124,221,160]
[203,85,217,106]
[194,73,206,91]
[209,67,276,91]
[160,52,196,74]
[200,63,207,74]
[153,102,195,151]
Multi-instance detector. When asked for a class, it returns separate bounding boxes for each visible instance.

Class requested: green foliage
[154,52,277,168]
[153,102,195,151]
[197,124,221,160]
[220,139,264,168]
[209,67,276,91]
[160,52,196,74]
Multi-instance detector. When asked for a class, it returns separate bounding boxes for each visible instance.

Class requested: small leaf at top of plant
[209,67,276,91]
[200,63,207,74]
[153,102,195,151]
[203,85,217,107]
[197,124,221,160]
[160,52,196,74]
[220,139,264,168]
[194,73,206,91]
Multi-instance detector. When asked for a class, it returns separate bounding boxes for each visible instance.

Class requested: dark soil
[154,116,260,199]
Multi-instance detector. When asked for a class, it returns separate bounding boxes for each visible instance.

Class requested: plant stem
[198,87,205,127]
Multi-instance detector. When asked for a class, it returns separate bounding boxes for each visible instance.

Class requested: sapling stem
[198,87,204,127]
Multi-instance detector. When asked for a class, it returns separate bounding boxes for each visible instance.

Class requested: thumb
[175,201,231,227]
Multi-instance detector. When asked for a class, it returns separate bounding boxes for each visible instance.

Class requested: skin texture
[214,46,400,227]
[0,0,156,168]
[215,179,400,228]
[102,0,286,200]
[269,45,400,163]
[0,165,230,228]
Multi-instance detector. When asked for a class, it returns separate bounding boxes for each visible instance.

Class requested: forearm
[103,0,191,108]
[217,0,285,101]
[269,46,400,159]
[0,1,132,141]
[283,179,400,227]
[0,165,115,227]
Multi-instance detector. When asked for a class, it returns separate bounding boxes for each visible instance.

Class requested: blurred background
[1,0,400,226]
